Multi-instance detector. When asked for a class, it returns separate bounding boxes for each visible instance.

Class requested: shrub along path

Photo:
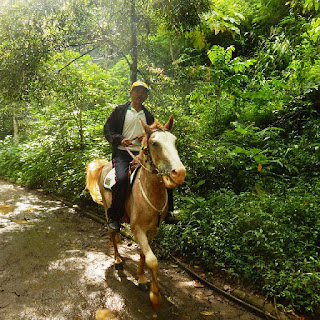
[0,179,264,320]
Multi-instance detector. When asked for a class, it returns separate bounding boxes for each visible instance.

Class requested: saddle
[103,160,140,190]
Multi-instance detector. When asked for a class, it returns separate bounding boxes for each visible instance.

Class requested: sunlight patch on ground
[103,288,126,312]
[0,196,66,235]
[48,250,114,285]
[83,251,114,283]
[10,200,44,214]
[119,248,140,262]
[48,250,113,279]
[178,280,196,288]
[20,307,43,319]
[0,216,28,234]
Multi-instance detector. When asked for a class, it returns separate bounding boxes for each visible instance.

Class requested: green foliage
[288,0,320,14]
[252,0,290,33]
[202,9,243,38]
[0,132,110,203]
[156,183,320,314]
[0,0,320,316]
[151,0,210,31]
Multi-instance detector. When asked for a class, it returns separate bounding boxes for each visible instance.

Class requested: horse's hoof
[150,292,162,310]
[115,262,123,270]
[138,282,149,292]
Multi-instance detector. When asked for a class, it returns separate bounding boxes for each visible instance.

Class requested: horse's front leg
[133,227,161,310]
[137,251,148,291]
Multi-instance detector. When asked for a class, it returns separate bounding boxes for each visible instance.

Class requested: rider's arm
[104,106,125,147]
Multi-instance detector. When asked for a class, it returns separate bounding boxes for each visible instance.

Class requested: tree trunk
[78,105,84,150]
[130,0,138,83]
[213,79,221,138]
[169,32,175,63]
[13,108,19,146]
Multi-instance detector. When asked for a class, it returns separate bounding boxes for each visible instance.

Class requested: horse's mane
[149,120,166,131]
[137,120,165,163]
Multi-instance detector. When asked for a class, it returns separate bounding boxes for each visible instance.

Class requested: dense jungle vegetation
[0,0,319,317]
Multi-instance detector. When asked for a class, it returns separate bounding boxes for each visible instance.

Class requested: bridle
[125,128,170,219]
[125,129,170,176]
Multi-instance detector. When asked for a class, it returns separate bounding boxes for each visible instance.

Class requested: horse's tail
[86,159,107,205]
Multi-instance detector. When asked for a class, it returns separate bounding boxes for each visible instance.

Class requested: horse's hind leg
[133,227,161,310]
[109,230,123,269]
[100,195,123,269]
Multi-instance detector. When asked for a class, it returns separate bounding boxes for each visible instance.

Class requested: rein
[124,146,152,173]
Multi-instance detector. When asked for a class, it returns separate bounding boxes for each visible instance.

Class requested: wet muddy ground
[0,179,264,320]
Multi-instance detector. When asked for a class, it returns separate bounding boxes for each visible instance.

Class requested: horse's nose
[171,167,186,184]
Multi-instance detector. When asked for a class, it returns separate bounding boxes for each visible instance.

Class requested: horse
[86,116,186,310]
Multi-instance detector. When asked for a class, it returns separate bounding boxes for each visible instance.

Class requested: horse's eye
[151,141,158,147]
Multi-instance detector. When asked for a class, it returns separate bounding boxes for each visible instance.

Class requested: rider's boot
[107,208,121,232]
[164,191,179,224]
[108,219,121,232]
[164,212,179,224]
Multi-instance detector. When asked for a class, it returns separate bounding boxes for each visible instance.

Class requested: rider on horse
[103,81,177,232]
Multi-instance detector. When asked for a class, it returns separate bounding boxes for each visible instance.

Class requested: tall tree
[130,0,138,82]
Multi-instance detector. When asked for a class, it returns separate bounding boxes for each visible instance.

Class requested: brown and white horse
[86,116,186,309]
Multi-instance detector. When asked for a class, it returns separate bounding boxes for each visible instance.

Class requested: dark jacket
[104,101,154,155]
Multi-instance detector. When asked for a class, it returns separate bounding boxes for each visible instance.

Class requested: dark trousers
[108,149,174,221]
[109,149,135,221]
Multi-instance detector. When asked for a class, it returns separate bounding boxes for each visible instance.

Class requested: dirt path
[0,179,263,320]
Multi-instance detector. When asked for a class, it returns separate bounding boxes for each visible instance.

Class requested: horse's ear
[140,119,152,135]
[164,115,174,131]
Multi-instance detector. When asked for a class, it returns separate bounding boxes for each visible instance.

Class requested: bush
[0,135,109,204]
[156,183,320,314]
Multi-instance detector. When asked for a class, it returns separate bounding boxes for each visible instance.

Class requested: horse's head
[140,116,186,188]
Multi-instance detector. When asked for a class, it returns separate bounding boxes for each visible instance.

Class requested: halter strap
[146,128,168,141]
[137,170,168,215]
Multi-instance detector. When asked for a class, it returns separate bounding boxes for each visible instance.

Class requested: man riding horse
[103,81,177,232]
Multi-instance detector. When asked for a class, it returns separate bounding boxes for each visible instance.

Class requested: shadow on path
[0,180,262,320]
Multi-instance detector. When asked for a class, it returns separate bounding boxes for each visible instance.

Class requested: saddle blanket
[103,168,116,190]
[103,167,139,190]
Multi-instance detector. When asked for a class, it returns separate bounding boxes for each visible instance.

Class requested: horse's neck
[140,166,164,188]
[139,167,166,200]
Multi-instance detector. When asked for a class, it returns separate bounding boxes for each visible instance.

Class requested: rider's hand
[135,134,144,142]
[121,138,133,147]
